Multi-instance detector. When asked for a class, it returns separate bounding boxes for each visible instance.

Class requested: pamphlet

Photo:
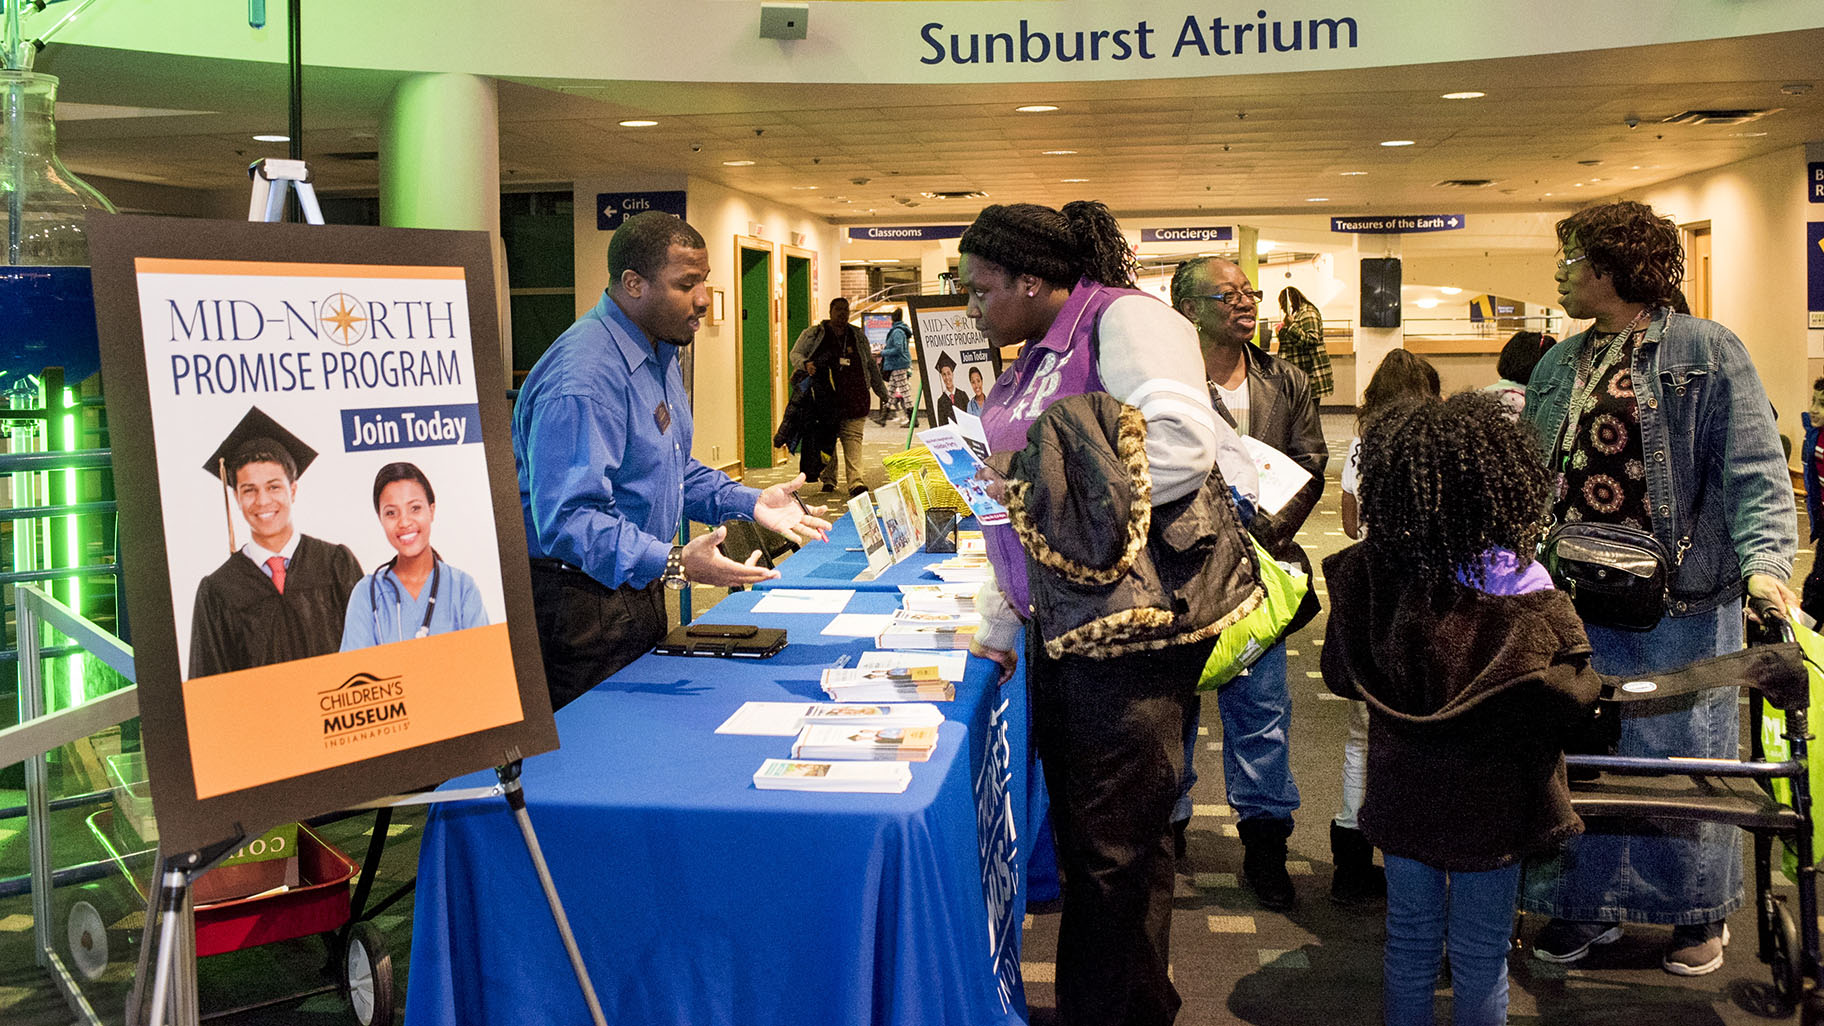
[877,621,977,650]
[915,422,1008,526]
[874,474,920,565]
[856,650,968,682]
[753,759,912,793]
[792,724,938,762]
[1240,435,1315,516]
[846,490,893,580]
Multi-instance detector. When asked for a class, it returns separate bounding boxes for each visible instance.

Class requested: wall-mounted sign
[1810,163,1824,203]
[1809,222,1824,328]
[847,225,968,241]
[1140,226,1233,243]
[597,190,687,231]
[1331,214,1466,234]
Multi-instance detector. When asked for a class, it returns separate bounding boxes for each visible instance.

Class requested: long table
[755,521,1058,903]
[405,589,1034,1026]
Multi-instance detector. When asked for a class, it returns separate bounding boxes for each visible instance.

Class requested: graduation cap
[201,406,318,552]
[933,351,958,373]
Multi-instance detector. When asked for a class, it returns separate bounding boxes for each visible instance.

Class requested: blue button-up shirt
[512,292,759,589]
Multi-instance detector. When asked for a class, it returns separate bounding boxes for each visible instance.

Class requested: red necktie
[266,555,287,595]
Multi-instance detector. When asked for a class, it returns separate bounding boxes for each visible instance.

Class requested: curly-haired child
[1321,391,1601,1026]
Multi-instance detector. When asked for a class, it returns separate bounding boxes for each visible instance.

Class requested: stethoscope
[371,553,441,640]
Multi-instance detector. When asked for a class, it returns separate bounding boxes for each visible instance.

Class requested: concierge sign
[88,214,557,854]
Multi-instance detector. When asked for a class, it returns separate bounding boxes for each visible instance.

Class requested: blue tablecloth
[752,513,1059,903]
[405,590,1034,1026]
[755,514,983,591]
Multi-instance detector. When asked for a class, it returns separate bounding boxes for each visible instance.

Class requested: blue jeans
[1175,642,1299,825]
[1521,603,1744,925]
[1384,856,1521,1026]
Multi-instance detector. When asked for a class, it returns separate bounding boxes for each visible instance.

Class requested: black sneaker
[1532,919,1623,964]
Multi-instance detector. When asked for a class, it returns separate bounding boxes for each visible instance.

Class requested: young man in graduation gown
[188,409,363,678]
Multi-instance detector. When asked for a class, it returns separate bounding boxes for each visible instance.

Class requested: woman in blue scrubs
[340,462,489,650]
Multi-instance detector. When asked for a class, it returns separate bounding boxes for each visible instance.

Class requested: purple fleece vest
[979,278,1146,615]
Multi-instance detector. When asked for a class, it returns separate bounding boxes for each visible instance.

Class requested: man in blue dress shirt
[513,212,831,709]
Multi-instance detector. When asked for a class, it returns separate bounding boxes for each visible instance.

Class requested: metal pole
[21,591,52,965]
[496,762,608,1026]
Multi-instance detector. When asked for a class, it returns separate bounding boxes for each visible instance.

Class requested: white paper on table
[1240,435,1314,516]
[822,613,898,637]
[752,589,857,615]
[716,701,815,735]
[856,650,969,682]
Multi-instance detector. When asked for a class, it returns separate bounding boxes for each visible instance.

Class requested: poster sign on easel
[88,214,558,854]
[906,295,1001,428]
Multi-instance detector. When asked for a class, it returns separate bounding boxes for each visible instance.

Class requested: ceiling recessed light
[618,119,658,128]
[1441,91,1485,100]
[1060,178,1089,183]
[722,159,756,166]
[792,185,818,190]
[1339,170,1368,176]
[1731,131,1769,137]
[1016,104,1059,113]
[1380,140,1415,147]
[1305,197,1330,202]
[1042,149,1077,156]
[1415,297,1441,309]
[1572,182,1584,187]
[1439,286,1462,295]
[252,134,289,142]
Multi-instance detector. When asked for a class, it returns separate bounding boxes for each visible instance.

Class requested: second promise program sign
[91,215,556,853]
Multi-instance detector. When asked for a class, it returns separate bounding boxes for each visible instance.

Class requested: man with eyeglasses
[1168,256,1329,910]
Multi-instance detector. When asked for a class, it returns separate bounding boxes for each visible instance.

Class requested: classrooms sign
[90,215,557,853]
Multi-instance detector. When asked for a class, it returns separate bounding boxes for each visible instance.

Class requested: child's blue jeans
[1384,855,1521,1026]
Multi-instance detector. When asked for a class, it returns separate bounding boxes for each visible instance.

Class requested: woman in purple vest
[963,201,1255,1026]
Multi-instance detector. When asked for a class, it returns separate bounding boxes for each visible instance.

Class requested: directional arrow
[1447,216,1459,228]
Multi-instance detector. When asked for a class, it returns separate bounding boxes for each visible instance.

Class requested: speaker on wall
[1360,257,1402,328]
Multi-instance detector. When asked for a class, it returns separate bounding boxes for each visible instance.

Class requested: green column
[378,73,508,375]
[379,73,500,232]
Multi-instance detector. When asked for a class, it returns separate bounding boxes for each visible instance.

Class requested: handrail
[4,584,135,1026]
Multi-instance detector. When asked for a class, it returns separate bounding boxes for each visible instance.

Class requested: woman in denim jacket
[1519,200,1798,976]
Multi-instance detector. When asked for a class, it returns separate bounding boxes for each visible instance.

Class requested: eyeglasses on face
[1195,289,1264,306]
[1555,253,1590,271]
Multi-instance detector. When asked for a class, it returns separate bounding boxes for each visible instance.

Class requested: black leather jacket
[1209,346,1327,570]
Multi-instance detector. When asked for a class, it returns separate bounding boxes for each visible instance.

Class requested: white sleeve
[1340,437,1362,496]
[1094,295,1227,504]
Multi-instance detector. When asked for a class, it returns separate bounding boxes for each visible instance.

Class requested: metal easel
[128,161,609,1026]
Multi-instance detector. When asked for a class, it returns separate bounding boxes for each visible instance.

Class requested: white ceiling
[30,27,1824,221]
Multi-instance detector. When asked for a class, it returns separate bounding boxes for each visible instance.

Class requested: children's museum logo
[318,670,412,749]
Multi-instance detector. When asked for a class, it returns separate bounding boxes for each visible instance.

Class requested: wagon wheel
[340,920,395,1026]
[1768,895,1802,1011]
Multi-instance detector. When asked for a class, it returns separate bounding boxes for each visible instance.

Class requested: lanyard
[1555,310,1648,473]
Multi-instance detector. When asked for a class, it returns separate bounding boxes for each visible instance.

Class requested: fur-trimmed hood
[1006,392,1261,659]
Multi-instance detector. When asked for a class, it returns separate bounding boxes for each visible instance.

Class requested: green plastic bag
[1198,536,1309,691]
[1758,617,1824,878]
